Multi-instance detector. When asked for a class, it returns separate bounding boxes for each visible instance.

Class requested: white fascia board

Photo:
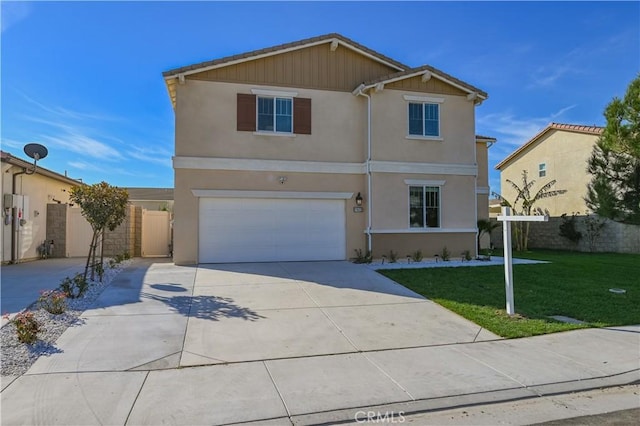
[404,179,446,186]
[191,190,354,200]
[370,161,477,176]
[403,95,445,103]
[369,228,477,234]
[173,156,366,174]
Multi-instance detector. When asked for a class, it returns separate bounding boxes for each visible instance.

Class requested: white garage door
[199,198,346,263]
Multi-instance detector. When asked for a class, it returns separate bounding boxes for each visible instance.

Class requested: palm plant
[492,170,567,251]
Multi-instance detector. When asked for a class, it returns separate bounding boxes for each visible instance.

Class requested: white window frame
[256,96,293,134]
[407,184,442,229]
[404,95,444,141]
[539,162,546,178]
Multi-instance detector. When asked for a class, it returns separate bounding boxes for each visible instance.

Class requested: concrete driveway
[1,257,88,320]
[2,260,638,425]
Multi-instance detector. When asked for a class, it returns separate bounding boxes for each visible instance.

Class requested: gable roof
[358,64,488,101]
[163,33,487,108]
[1,150,83,186]
[495,122,603,170]
[163,33,408,79]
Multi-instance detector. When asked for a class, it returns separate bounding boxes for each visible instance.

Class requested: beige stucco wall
[173,169,366,264]
[370,89,476,164]
[500,130,598,216]
[175,80,366,162]
[372,233,476,259]
[370,173,476,230]
[1,165,74,262]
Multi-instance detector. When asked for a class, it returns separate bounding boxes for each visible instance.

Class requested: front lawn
[380,251,640,338]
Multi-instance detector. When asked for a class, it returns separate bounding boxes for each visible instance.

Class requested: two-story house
[495,122,603,217]
[163,33,492,264]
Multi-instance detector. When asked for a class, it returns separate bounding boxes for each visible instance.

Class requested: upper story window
[258,97,292,133]
[237,91,311,135]
[539,163,546,177]
[408,103,439,137]
[409,185,441,228]
[404,95,444,139]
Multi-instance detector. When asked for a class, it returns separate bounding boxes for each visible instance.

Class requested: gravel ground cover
[1,260,131,376]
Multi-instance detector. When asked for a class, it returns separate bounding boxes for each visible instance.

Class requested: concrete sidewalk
[1,260,638,425]
[1,257,88,321]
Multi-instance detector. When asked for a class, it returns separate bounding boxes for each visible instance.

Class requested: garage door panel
[199,198,346,263]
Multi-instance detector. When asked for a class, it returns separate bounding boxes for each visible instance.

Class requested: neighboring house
[495,123,603,217]
[126,187,174,212]
[163,33,493,264]
[1,150,82,263]
[489,198,502,218]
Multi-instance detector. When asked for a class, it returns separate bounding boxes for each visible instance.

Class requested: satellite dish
[24,143,48,161]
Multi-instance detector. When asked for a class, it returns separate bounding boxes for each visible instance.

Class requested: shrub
[462,250,472,261]
[388,250,398,263]
[59,273,89,299]
[441,246,451,261]
[38,290,67,314]
[559,212,582,246]
[411,249,423,263]
[123,251,131,260]
[3,311,40,344]
[353,249,372,264]
[584,214,606,252]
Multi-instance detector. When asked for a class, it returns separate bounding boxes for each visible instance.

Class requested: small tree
[477,219,499,254]
[583,213,607,252]
[493,170,567,251]
[558,212,582,248]
[586,74,640,225]
[70,182,129,281]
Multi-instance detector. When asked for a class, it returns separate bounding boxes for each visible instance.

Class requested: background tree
[586,74,640,225]
[70,182,129,281]
[493,170,567,251]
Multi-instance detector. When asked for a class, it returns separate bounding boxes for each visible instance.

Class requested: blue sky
[1,1,638,194]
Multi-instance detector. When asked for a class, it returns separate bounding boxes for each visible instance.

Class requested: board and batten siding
[187,43,398,93]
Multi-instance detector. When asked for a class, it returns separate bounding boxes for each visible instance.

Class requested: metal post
[502,206,515,315]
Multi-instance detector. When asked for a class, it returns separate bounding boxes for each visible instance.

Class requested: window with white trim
[257,96,292,133]
[408,102,440,137]
[409,186,440,228]
[538,163,546,177]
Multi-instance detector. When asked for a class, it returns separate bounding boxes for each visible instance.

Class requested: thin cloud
[18,91,120,122]
[1,2,31,33]
[127,146,173,168]
[67,160,158,179]
[41,133,124,161]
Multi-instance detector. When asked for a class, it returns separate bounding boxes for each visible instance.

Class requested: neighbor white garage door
[199,198,346,263]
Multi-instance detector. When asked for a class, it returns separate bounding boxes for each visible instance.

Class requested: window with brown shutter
[237,93,256,131]
[293,97,312,135]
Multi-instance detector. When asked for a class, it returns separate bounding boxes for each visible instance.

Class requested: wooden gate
[141,210,171,257]
[67,208,94,257]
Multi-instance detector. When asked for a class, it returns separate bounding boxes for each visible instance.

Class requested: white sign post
[497,206,548,315]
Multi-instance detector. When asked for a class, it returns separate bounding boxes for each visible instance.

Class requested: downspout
[473,138,479,259]
[353,85,372,252]
[11,169,27,264]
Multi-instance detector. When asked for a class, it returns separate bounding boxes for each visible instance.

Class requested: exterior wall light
[355,192,363,206]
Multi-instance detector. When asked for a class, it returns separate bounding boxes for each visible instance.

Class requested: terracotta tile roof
[360,64,488,99]
[163,33,409,78]
[495,122,604,170]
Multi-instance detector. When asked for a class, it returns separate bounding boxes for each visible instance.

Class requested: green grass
[380,250,640,338]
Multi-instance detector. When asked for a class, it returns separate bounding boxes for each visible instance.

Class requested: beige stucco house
[164,33,494,264]
[495,123,603,217]
[1,150,82,263]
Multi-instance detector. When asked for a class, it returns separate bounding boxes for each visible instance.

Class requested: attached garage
[198,194,348,263]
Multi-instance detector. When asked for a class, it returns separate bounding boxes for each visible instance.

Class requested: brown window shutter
[237,93,256,131]
[293,97,311,135]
